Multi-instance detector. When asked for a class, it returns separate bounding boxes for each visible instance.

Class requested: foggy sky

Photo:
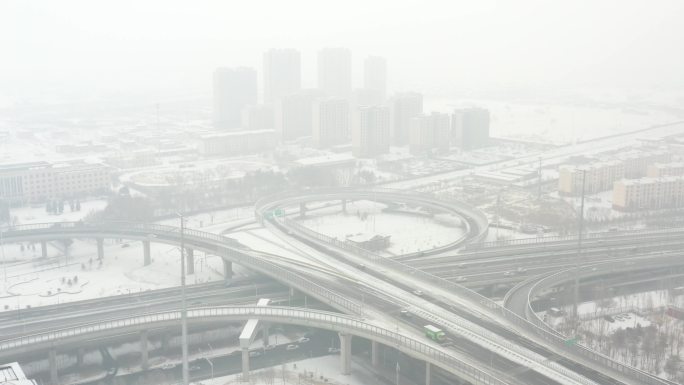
[2,0,684,103]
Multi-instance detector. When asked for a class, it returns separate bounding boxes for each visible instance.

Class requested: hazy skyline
[2,0,684,104]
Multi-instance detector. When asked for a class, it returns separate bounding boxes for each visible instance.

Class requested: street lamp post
[573,170,587,321]
[177,213,189,385]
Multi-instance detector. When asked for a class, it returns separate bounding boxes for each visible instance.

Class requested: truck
[424,325,446,342]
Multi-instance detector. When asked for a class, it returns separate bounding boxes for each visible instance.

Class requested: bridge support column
[143,240,151,266]
[262,325,270,347]
[425,362,431,385]
[96,238,104,260]
[186,248,194,275]
[371,341,380,367]
[49,348,59,385]
[341,199,347,213]
[41,240,48,258]
[339,332,352,375]
[299,202,307,218]
[223,260,233,279]
[76,347,84,367]
[241,347,250,381]
[140,330,149,370]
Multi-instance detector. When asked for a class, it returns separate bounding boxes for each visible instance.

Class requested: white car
[454,276,467,283]
[297,337,310,343]
[286,344,299,351]
[328,347,341,354]
[412,290,424,296]
[248,350,262,358]
[161,363,176,370]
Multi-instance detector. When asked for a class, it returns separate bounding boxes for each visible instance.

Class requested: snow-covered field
[296,200,466,255]
[190,355,384,385]
[1,201,257,310]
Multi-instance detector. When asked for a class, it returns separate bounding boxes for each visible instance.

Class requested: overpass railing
[0,306,510,385]
[273,217,672,385]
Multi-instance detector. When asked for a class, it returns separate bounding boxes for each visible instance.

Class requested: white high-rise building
[318,48,352,99]
[213,67,257,130]
[391,92,423,145]
[364,56,387,101]
[274,90,323,141]
[409,112,451,154]
[263,49,301,104]
[352,106,390,158]
[313,98,350,148]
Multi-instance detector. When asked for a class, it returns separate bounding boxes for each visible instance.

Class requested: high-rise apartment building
[317,48,352,99]
[241,104,274,131]
[313,98,350,148]
[352,106,390,158]
[263,49,301,104]
[274,90,323,141]
[391,92,423,145]
[213,67,257,130]
[364,56,387,101]
[452,107,490,150]
[409,112,451,154]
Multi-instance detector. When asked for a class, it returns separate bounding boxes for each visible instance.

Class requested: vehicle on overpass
[424,324,446,343]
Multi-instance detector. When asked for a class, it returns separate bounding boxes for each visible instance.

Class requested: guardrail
[269,217,672,385]
[465,226,684,250]
[0,306,511,385]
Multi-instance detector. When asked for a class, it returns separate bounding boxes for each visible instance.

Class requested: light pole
[573,170,587,322]
[177,213,189,385]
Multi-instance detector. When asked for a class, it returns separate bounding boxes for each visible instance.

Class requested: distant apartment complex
[263,48,301,104]
[452,107,490,150]
[0,161,111,204]
[613,176,684,211]
[318,48,352,99]
[409,112,451,154]
[558,150,671,195]
[213,67,257,130]
[313,98,350,148]
[391,92,423,145]
[363,56,387,101]
[647,162,684,178]
[352,106,391,158]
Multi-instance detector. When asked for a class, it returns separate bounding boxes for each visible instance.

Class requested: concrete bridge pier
[143,240,151,266]
[48,348,59,385]
[241,347,250,382]
[371,341,380,367]
[96,238,104,260]
[76,347,85,367]
[223,260,233,279]
[339,332,352,375]
[426,362,432,385]
[341,199,347,213]
[186,248,194,275]
[262,325,270,346]
[140,330,149,370]
[299,202,307,218]
[41,240,48,258]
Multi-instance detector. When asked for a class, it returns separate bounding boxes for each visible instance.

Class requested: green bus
[424,325,446,342]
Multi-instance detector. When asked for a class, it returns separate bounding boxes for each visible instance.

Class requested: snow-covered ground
[0,239,227,310]
[189,355,386,385]
[296,200,466,255]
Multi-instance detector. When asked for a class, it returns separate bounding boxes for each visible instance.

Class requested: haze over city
[1,2,684,385]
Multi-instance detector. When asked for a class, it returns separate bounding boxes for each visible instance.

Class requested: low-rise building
[647,162,684,178]
[0,161,111,204]
[613,176,684,211]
